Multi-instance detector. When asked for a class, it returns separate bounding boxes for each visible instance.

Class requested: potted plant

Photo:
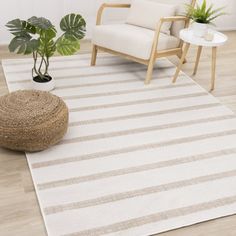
[185,0,225,37]
[6,14,86,91]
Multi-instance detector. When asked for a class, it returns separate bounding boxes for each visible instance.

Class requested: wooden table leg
[193,46,202,75]
[211,47,217,91]
[173,43,190,83]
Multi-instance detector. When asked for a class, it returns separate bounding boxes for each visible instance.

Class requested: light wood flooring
[0,32,236,236]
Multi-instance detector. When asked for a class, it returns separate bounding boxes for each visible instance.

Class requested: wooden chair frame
[91,0,196,84]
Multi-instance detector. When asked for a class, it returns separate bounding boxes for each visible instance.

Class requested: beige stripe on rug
[2,54,236,236]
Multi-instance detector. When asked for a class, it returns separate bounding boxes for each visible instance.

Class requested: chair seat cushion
[92,24,180,60]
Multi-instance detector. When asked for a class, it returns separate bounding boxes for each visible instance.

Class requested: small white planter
[192,22,208,37]
[32,76,55,91]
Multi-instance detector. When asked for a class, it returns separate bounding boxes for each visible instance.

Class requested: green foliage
[6,19,36,36]
[6,14,86,81]
[185,0,226,24]
[28,16,54,30]
[8,35,39,55]
[60,14,86,41]
[56,36,80,55]
[6,19,38,54]
[38,28,57,58]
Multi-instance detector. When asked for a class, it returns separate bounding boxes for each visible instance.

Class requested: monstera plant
[6,14,86,91]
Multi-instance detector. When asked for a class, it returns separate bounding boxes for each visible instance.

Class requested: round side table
[173,28,228,91]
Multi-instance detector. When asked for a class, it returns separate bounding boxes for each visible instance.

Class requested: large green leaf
[38,38,56,58]
[56,36,80,56]
[8,35,39,55]
[45,27,57,39]
[36,27,57,58]
[6,19,36,36]
[28,16,54,30]
[37,29,57,58]
[60,13,86,40]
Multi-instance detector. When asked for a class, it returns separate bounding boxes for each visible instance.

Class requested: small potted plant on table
[185,0,225,37]
[6,14,86,91]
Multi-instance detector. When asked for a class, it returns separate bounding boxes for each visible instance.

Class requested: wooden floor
[0,32,236,236]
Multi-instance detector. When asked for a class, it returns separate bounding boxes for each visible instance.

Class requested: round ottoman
[0,90,69,152]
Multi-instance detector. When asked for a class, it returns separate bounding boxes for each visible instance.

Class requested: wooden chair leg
[145,56,156,85]
[91,45,98,66]
[173,43,190,83]
[177,52,187,64]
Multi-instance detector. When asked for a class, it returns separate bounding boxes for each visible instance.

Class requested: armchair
[91,0,196,84]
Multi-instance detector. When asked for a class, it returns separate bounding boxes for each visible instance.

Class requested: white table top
[180,28,228,47]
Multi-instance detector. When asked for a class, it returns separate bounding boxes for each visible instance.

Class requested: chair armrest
[96,3,131,25]
[150,16,189,56]
[160,16,189,23]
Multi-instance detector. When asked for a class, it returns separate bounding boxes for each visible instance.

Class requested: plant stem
[38,54,45,78]
[32,51,40,77]
[45,56,50,75]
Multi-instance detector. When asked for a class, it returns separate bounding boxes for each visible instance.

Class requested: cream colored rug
[2,54,236,236]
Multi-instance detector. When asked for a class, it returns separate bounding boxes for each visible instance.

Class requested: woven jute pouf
[0,90,69,152]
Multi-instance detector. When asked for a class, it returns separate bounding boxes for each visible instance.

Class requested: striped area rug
[2,54,236,236]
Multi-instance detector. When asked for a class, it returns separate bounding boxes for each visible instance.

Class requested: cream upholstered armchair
[91,0,196,84]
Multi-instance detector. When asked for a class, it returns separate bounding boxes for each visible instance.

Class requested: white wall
[0,0,130,44]
[0,0,235,45]
[0,0,95,44]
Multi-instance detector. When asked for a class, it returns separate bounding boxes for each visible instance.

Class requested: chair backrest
[147,0,196,37]
[98,0,195,37]
[126,0,177,34]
